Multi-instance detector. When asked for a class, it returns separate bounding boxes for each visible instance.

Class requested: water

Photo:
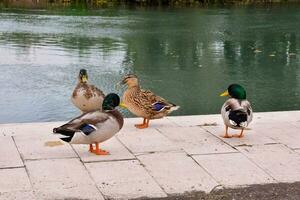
[0,6,300,123]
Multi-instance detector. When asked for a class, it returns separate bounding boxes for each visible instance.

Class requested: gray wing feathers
[241,100,253,124]
[59,111,109,131]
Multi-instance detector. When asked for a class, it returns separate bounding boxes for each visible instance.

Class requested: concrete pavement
[0,111,300,199]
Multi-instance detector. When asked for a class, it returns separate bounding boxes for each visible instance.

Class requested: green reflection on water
[0,5,300,123]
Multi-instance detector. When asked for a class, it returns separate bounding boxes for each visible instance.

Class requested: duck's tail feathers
[53,127,75,143]
[169,105,180,112]
[228,110,248,128]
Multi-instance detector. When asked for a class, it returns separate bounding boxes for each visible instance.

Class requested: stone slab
[72,137,135,162]
[85,160,167,199]
[137,152,218,194]
[290,121,300,128]
[121,118,178,132]
[14,134,77,160]
[0,136,23,168]
[254,124,300,149]
[26,158,104,200]
[158,127,236,155]
[254,111,300,124]
[203,125,276,147]
[248,122,300,149]
[0,168,32,192]
[0,191,36,200]
[0,122,64,136]
[237,144,300,183]
[117,128,179,154]
[193,153,275,187]
[167,114,223,127]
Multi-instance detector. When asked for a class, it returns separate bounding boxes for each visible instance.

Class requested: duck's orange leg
[135,118,150,129]
[89,144,94,152]
[233,129,244,138]
[223,125,232,138]
[90,143,109,155]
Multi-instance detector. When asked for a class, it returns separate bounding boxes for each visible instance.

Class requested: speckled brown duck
[71,69,105,113]
[121,74,179,129]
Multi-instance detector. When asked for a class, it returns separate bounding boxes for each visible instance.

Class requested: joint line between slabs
[82,158,138,164]
[11,136,36,193]
[188,154,222,190]
[135,157,168,197]
[198,126,239,151]
[0,166,24,170]
[234,148,278,183]
[70,144,107,200]
[115,135,137,158]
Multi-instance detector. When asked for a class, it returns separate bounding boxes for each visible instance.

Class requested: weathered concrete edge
[135,181,300,200]
[1,110,300,126]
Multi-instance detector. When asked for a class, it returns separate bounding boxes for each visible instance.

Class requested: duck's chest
[123,90,148,116]
[91,117,120,142]
[72,87,103,111]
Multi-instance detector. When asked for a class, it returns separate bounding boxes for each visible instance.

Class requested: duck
[220,84,253,138]
[121,74,179,129]
[53,93,123,155]
[71,69,105,113]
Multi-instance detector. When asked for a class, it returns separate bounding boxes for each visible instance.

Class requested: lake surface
[0,5,300,123]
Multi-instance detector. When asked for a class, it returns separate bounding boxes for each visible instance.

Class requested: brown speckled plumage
[122,77,178,119]
[71,77,105,113]
[72,83,104,100]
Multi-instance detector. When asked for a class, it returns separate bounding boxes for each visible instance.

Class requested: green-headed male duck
[220,84,253,138]
[53,93,123,155]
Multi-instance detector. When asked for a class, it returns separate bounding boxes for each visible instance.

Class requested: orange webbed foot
[89,143,110,156]
[92,149,110,155]
[221,126,231,138]
[134,124,149,129]
[222,134,232,138]
[135,118,149,129]
[232,134,244,138]
[232,129,244,138]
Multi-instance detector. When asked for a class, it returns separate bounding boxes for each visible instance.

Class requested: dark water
[0,6,300,123]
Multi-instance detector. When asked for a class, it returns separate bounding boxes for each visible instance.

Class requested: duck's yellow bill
[119,102,127,109]
[82,76,88,83]
[220,90,229,97]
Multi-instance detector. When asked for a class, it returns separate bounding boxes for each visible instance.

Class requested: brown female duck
[121,74,179,129]
[71,69,105,113]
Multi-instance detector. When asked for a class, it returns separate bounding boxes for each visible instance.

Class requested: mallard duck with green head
[71,69,105,113]
[121,74,179,129]
[220,84,253,138]
[53,93,123,155]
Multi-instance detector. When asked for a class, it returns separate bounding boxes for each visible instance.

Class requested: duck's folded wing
[241,100,253,122]
[140,89,175,112]
[54,111,109,133]
[141,89,166,102]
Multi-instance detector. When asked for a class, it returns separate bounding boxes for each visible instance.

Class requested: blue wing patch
[152,102,166,112]
[79,124,96,136]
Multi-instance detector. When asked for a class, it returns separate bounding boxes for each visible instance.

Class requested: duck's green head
[102,93,121,111]
[220,84,246,100]
[78,69,88,83]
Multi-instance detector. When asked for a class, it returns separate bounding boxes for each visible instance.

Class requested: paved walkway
[0,111,300,200]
